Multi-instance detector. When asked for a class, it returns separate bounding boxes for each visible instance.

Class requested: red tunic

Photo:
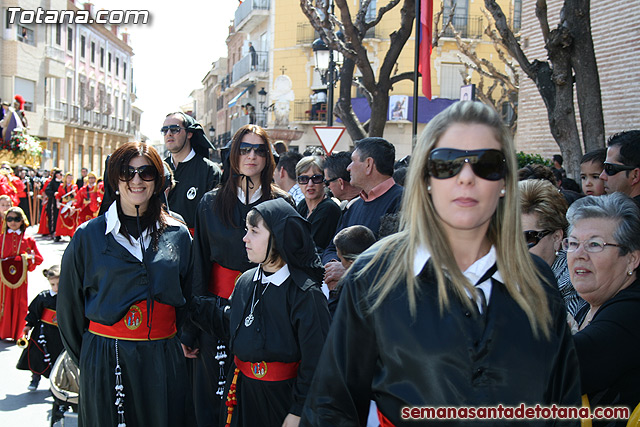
[0,174,19,206]
[55,183,78,237]
[0,232,43,340]
[75,183,102,225]
[37,177,51,235]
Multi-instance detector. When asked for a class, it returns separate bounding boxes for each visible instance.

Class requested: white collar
[171,148,196,167]
[7,229,22,235]
[237,185,262,204]
[252,264,290,286]
[105,202,152,261]
[49,289,57,296]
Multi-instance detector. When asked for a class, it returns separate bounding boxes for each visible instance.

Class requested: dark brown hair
[107,142,167,247]
[215,125,285,227]
[3,206,28,232]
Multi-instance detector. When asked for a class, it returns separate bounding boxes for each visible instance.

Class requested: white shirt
[413,245,502,313]
[252,264,290,286]
[237,185,262,204]
[169,148,196,168]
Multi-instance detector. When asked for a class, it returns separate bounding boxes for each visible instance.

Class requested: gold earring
[628,270,634,276]
[500,188,506,196]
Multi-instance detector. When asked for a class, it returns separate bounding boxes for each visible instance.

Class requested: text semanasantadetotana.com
[400,404,630,420]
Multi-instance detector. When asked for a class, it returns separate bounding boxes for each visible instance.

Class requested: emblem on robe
[124,305,143,330]
[187,187,197,200]
[251,361,267,378]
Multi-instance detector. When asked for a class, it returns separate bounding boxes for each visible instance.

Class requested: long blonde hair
[360,101,552,338]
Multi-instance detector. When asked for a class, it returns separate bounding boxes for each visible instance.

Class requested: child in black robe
[16,265,64,390]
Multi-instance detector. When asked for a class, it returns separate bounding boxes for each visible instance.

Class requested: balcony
[44,107,66,138]
[294,99,327,122]
[442,15,484,39]
[45,46,66,78]
[235,0,270,33]
[48,102,134,135]
[296,22,319,45]
[232,51,268,86]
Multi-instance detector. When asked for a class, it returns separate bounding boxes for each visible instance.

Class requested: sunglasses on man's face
[238,142,268,157]
[160,125,185,136]
[603,162,637,176]
[427,148,507,181]
[523,230,552,248]
[5,216,22,223]
[119,165,158,182]
[297,174,324,185]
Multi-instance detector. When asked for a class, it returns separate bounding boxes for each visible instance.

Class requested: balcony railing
[296,22,319,44]
[235,0,270,28]
[293,99,326,122]
[232,51,268,84]
[45,107,65,122]
[442,15,484,39]
[45,45,65,62]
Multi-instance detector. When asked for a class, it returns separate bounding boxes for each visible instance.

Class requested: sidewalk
[0,227,76,426]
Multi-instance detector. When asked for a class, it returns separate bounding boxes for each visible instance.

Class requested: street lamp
[208,126,215,146]
[258,87,274,112]
[313,37,337,126]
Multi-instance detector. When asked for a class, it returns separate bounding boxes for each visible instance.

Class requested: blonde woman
[301,102,581,426]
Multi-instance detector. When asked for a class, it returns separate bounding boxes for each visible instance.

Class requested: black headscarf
[178,112,214,158]
[252,198,324,288]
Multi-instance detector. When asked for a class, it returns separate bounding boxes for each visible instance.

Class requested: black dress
[301,252,582,426]
[296,197,341,252]
[16,290,63,378]
[57,209,194,427]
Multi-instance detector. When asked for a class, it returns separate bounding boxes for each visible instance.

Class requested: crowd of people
[1,101,639,427]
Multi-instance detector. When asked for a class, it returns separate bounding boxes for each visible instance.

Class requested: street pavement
[0,227,77,426]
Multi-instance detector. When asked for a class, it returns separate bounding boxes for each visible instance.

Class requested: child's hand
[22,326,31,336]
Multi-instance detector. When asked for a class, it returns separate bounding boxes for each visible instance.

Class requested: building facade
[516,0,640,163]
[0,0,140,176]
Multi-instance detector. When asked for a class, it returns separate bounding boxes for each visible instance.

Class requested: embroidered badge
[186,187,197,200]
[9,265,16,275]
[251,361,267,379]
[52,313,58,326]
[124,305,143,330]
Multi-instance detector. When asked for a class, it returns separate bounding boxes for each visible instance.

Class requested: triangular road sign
[313,126,346,156]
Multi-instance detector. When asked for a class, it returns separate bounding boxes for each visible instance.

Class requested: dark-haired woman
[181,124,289,426]
[58,142,194,427]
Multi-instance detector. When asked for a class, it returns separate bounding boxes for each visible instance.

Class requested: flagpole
[412,0,421,149]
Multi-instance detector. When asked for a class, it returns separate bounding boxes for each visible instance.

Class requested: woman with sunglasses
[0,207,43,341]
[182,124,289,427]
[301,101,580,426]
[520,179,587,321]
[74,171,103,226]
[566,193,640,425]
[58,142,194,427]
[295,156,341,252]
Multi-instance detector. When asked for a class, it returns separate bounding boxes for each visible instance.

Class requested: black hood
[253,198,324,288]
[181,113,214,158]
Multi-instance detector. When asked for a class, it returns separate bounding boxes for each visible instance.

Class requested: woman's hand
[181,343,199,359]
[282,413,300,427]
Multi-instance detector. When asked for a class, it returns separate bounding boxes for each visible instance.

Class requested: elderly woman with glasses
[58,142,194,427]
[295,156,341,252]
[301,101,580,426]
[520,179,587,319]
[566,193,640,423]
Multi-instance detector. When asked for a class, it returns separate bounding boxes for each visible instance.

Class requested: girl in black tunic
[190,198,330,427]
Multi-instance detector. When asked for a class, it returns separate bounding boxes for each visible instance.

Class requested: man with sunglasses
[598,130,640,206]
[162,112,221,232]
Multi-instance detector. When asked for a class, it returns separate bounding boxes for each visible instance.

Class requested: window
[55,23,61,45]
[123,61,127,80]
[98,147,103,175]
[77,145,84,172]
[115,57,119,76]
[100,47,104,68]
[90,41,95,63]
[17,25,35,46]
[67,27,73,51]
[80,35,85,58]
[15,77,36,112]
[513,0,522,32]
[439,63,466,99]
[53,142,60,168]
[443,0,469,37]
[88,146,94,171]
[108,52,112,72]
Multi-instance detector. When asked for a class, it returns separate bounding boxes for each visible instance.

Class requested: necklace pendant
[244,313,254,327]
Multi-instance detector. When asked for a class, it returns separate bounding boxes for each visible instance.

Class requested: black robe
[57,214,194,427]
[296,197,341,252]
[191,266,331,426]
[16,290,63,378]
[300,252,582,426]
[166,153,221,230]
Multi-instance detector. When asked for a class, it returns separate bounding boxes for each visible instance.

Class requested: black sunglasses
[120,165,158,182]
[603,162,637,176]
[5,216,22,223]
[524,230,552,248]
[428,148,507,181]
[239,142,268,157]
[160,125,185,136]
[324,176,339,187]
[298,174,324,185]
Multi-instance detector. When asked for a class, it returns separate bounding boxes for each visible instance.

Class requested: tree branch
[390,71,415,85]
[535,0,550,43]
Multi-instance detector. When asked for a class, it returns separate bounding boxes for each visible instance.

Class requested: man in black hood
[163,111,222,231]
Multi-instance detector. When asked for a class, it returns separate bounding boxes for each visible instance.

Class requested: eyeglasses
[524,230,552,248]
[160,125,185,136]
[119,165,158,182]
[239,142,268,157]
[324,176,339,187]
[297,174,324,185]
[5,216,22,223]
[603,162,637,176]
[562,237,624,253]
[427,148,507,181]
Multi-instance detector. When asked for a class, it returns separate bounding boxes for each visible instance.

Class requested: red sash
[41,308,58,326]
[377,408,395,427]
[208,263,241,299]
[88,300,176,341]
[234,356,299,382]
